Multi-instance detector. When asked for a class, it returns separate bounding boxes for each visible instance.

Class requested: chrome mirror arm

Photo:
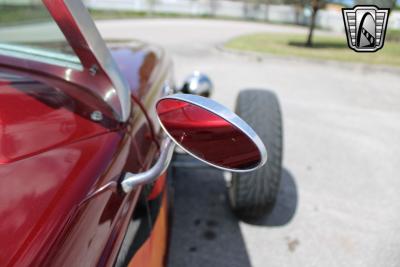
[121,138,175,194]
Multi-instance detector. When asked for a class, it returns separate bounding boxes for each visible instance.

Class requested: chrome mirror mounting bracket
[121,138,175,194]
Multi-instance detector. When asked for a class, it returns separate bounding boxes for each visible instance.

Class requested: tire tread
[229,89,283,219]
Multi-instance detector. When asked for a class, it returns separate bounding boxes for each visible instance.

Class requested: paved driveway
[98,19,400,267]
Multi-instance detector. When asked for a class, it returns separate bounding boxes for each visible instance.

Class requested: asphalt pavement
[96,19,400,267]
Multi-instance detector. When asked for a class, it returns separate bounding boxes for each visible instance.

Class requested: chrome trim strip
[156,94,267,173]
[121,138,175,193]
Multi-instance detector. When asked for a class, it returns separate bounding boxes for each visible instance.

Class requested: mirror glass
[156,97,263,171]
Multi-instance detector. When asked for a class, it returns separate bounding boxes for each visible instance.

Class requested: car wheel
[228,89,283,219]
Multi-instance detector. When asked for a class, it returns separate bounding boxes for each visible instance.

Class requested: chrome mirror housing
[156,94,267,172]
[180,72,213,97]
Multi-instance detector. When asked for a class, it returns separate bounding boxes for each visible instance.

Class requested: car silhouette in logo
[342,5,390,52]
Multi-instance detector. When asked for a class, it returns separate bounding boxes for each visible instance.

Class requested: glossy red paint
[0,73,117,164]
[0,46,164,266]
[0,131,123,266]
[0,1,172,266]
[0,51,117,120]
[39,133,136,267]
[0,67,131,267]
[111,46,162,100]
[108,43,175,139]
[110,46,172,267]
[111,45,162,149]
[156,99,261,169]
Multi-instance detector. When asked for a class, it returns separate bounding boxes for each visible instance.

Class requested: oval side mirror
[156,94,267,172]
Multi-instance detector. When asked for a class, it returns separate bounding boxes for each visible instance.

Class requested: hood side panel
[0,131,122,267]
[0,71,116,163]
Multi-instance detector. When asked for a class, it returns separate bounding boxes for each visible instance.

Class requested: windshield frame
[0,0,131,123]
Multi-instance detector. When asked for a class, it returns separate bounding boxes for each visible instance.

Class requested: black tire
[228,89,283,219]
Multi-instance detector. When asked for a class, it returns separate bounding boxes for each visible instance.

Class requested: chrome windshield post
[43,0,131,122]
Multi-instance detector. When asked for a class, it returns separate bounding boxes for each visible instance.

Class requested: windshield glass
[0,3,81,68]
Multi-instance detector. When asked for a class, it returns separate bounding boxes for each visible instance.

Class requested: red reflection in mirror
[156,99,261,170]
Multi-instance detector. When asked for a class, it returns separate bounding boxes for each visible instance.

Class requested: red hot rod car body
[0,0,278,266]
[0,2,172,266]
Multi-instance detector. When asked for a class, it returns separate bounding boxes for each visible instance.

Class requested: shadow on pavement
[242,169,298,227]
[167,155,298,267]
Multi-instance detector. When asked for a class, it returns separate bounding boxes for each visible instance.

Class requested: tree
[302,0,348,47]
[305,0,326,47]
[285,0,321,46]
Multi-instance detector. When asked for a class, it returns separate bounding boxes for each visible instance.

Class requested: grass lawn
[225,32,400,67]
[0,5,49,25]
